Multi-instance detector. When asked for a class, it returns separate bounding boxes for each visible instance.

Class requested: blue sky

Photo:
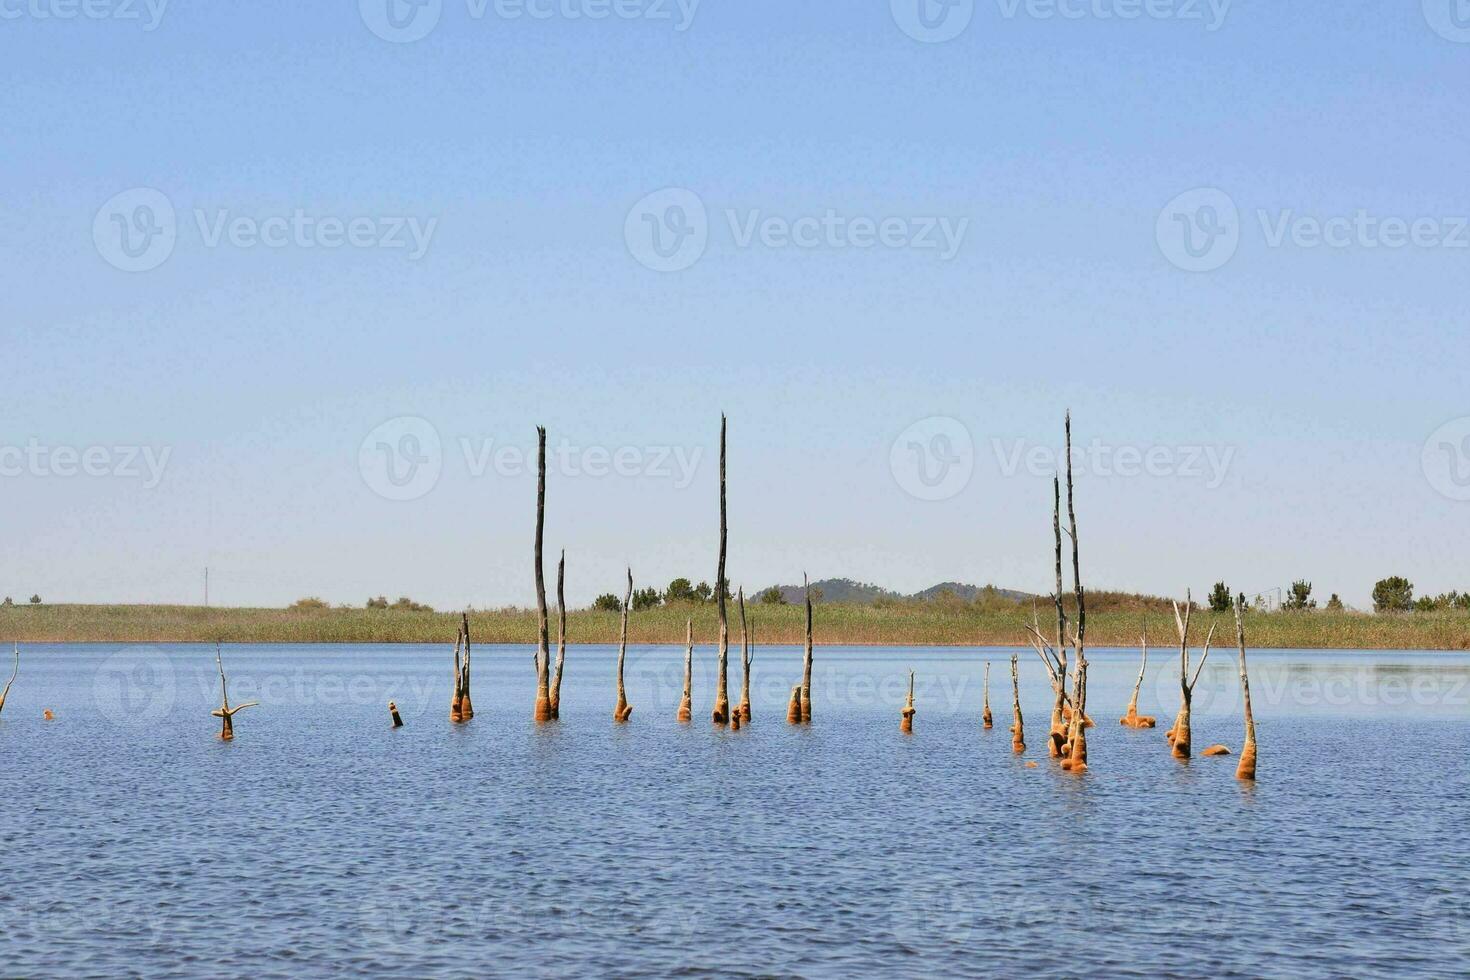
[2,1,1467,609]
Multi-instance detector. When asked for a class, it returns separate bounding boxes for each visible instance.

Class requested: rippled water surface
[2,643,1468,978]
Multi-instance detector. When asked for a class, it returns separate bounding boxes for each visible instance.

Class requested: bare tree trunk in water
[613,570,634,723]
[1167,593,1214,760]
[712,414,730,726]
[800,573,813,722]
[981,661,993,729]
[459,612,474,719]
[900,670,916,733]
[450,628,464,722]
[1234,596,1257,781]
[211,643,257,740]
[1049,476,1068,756]
[737,587,752,722]
[677,618,694,722]
[0,643,17,716]
[1060,421,1090,773]
[549,550,566,720]
[1009,653,1025,753]
[533,426,553,723]
[1121,623,1156,728]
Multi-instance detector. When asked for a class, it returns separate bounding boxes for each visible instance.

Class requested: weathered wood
[900,670,916,733]
[785,684,802,724]
[1120,623,1157,728]
[713,414,730,726]
[1009,654,1024,753]
[1060,423,1089,774]
[981,661,993,729]
[450,628,464,723]
[737,587,752,722]
[388,700,403,728]
[1233,595,1257,781]
[460,612,474,720]
[0,643,17,716]
[550,549,567,719]
[211,643,258,740]
[534,426,553,723]
[1049,475,1068,754]
[1167,595,1214,760]
[677,618,694,722]
[800,572,813,722]
[614,569,633,722]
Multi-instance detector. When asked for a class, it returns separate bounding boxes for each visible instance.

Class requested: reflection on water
[2,645,1467,977]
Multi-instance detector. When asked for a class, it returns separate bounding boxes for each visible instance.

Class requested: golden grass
[2,602,1467,649]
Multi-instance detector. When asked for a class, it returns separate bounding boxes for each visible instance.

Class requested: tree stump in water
[0,643,18,718]
[786,685,802,724]
[533,426,555,723]
[981,661,993,729]
[211,644,258,741]
[1008,654,1025,753]
[900,671,916,734]
[613,570,634,723]
[1202,744,1231,756]
[676,619,694,723]
[388,701,403,728]
[1233,595,1258,781]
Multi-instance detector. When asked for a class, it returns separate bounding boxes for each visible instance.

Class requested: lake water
[2,643,1467,978]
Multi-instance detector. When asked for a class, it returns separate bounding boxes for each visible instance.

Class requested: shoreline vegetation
[3,599,1467,650]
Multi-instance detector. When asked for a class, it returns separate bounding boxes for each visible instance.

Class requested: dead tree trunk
[388,701,403,728]
[450,628,465,723]
[533,426,553,723]
[712,414,730,726]
[0,643,17,717]
[613,569,634,723]
[1009,654,1024,753]
[460,612,474,720]
[1234,595,1258,781]
[677,618,694,722]
[1049,476,1069,753]
[786,684,802,723]
[1121,623,1156,727]
[981,661,993,729]
[1059,420,1090,773]
[800,572,813,722]
[900,670,916,733]
[737,587,752,722]
[211,643,258,740]
[1167,593,1215,760]
[550,550,566,719]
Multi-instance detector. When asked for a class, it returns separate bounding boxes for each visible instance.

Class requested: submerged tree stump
[459,612,475,720]
[737,587,753,723]
[712,415,731,727]
[1233,595,1258,781]
[677,619,694,723]
[799,573,814,723]
[900,671,916,733]
[1167,593,1215,760]
[388,701,404,728]
[533,426,555,723]
[786,684,802,724]
[614,570,634,723]
[550,550,567,720]
[1202,744,1231,756]
[211,644,258,741]
[1120,624,1157,728]
[981,661,993,729]
[1009,654,1025,753]
[449,628,466,723]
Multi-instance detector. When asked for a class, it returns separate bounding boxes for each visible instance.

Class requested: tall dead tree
[900,670,916,733]
[460,612,474,720]
[677,618,694,722]
[981,661,993,729]
[1008,653,1024,753]
[1120,622,1156,728]
[613,569,634,723]
[450,628,465,722]
[211,643,258,741]
[549,550,567,719]
[712,414,731,726]
[533,426,554,723]
[800,573,813,722]
[1233,595,1258,781]
[1059,421,1090,773]
[1166,591,1215,760]
[737,587,752,722]
[0,643,17,717]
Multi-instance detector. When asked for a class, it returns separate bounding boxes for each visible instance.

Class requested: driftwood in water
[550,550,567,719]
[613,570,633,722]
[1202,744,1231,756]
[737,587,752,722]
[799,573,813,722]
[211,644,258,740]
[981,661,993,729]
[43,709,54,720]
[388,701,403,728]
[1233,595,1258,781]
[1009,654,1024,753]
[712,414,730,726]
[0,643,17,716]
[677,619,694,722]
[1120,623,1157,728]
[1165,592,1215,760]
[900,670,916,733]
[533,426,554,723]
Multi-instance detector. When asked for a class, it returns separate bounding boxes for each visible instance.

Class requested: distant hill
[758,577,1033,605]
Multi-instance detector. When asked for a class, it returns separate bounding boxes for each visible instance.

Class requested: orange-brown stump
[981,661,993,729]
[459,612,475,720]
[900,670,916,734]
[786,684,802,724]
[388,701,404,728]
[43,708,54,720]
[1169,592,1215,761]
[1060,656,1089,773]
[449,629,465,723]
[799,573,814,723]
[1120,625,1157,728]
[1202,744,1231,756]
[677,618,694,723]
[211,643,258,741]
[712,414,732,727]
[737,586,753,723]
[549,550,567,720]
[1233,594,1258,781]
[613,569,634,723]
[1009,654,1025,753]
[532,426,554,723]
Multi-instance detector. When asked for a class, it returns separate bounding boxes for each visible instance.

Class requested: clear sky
[3,1,1468,610]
